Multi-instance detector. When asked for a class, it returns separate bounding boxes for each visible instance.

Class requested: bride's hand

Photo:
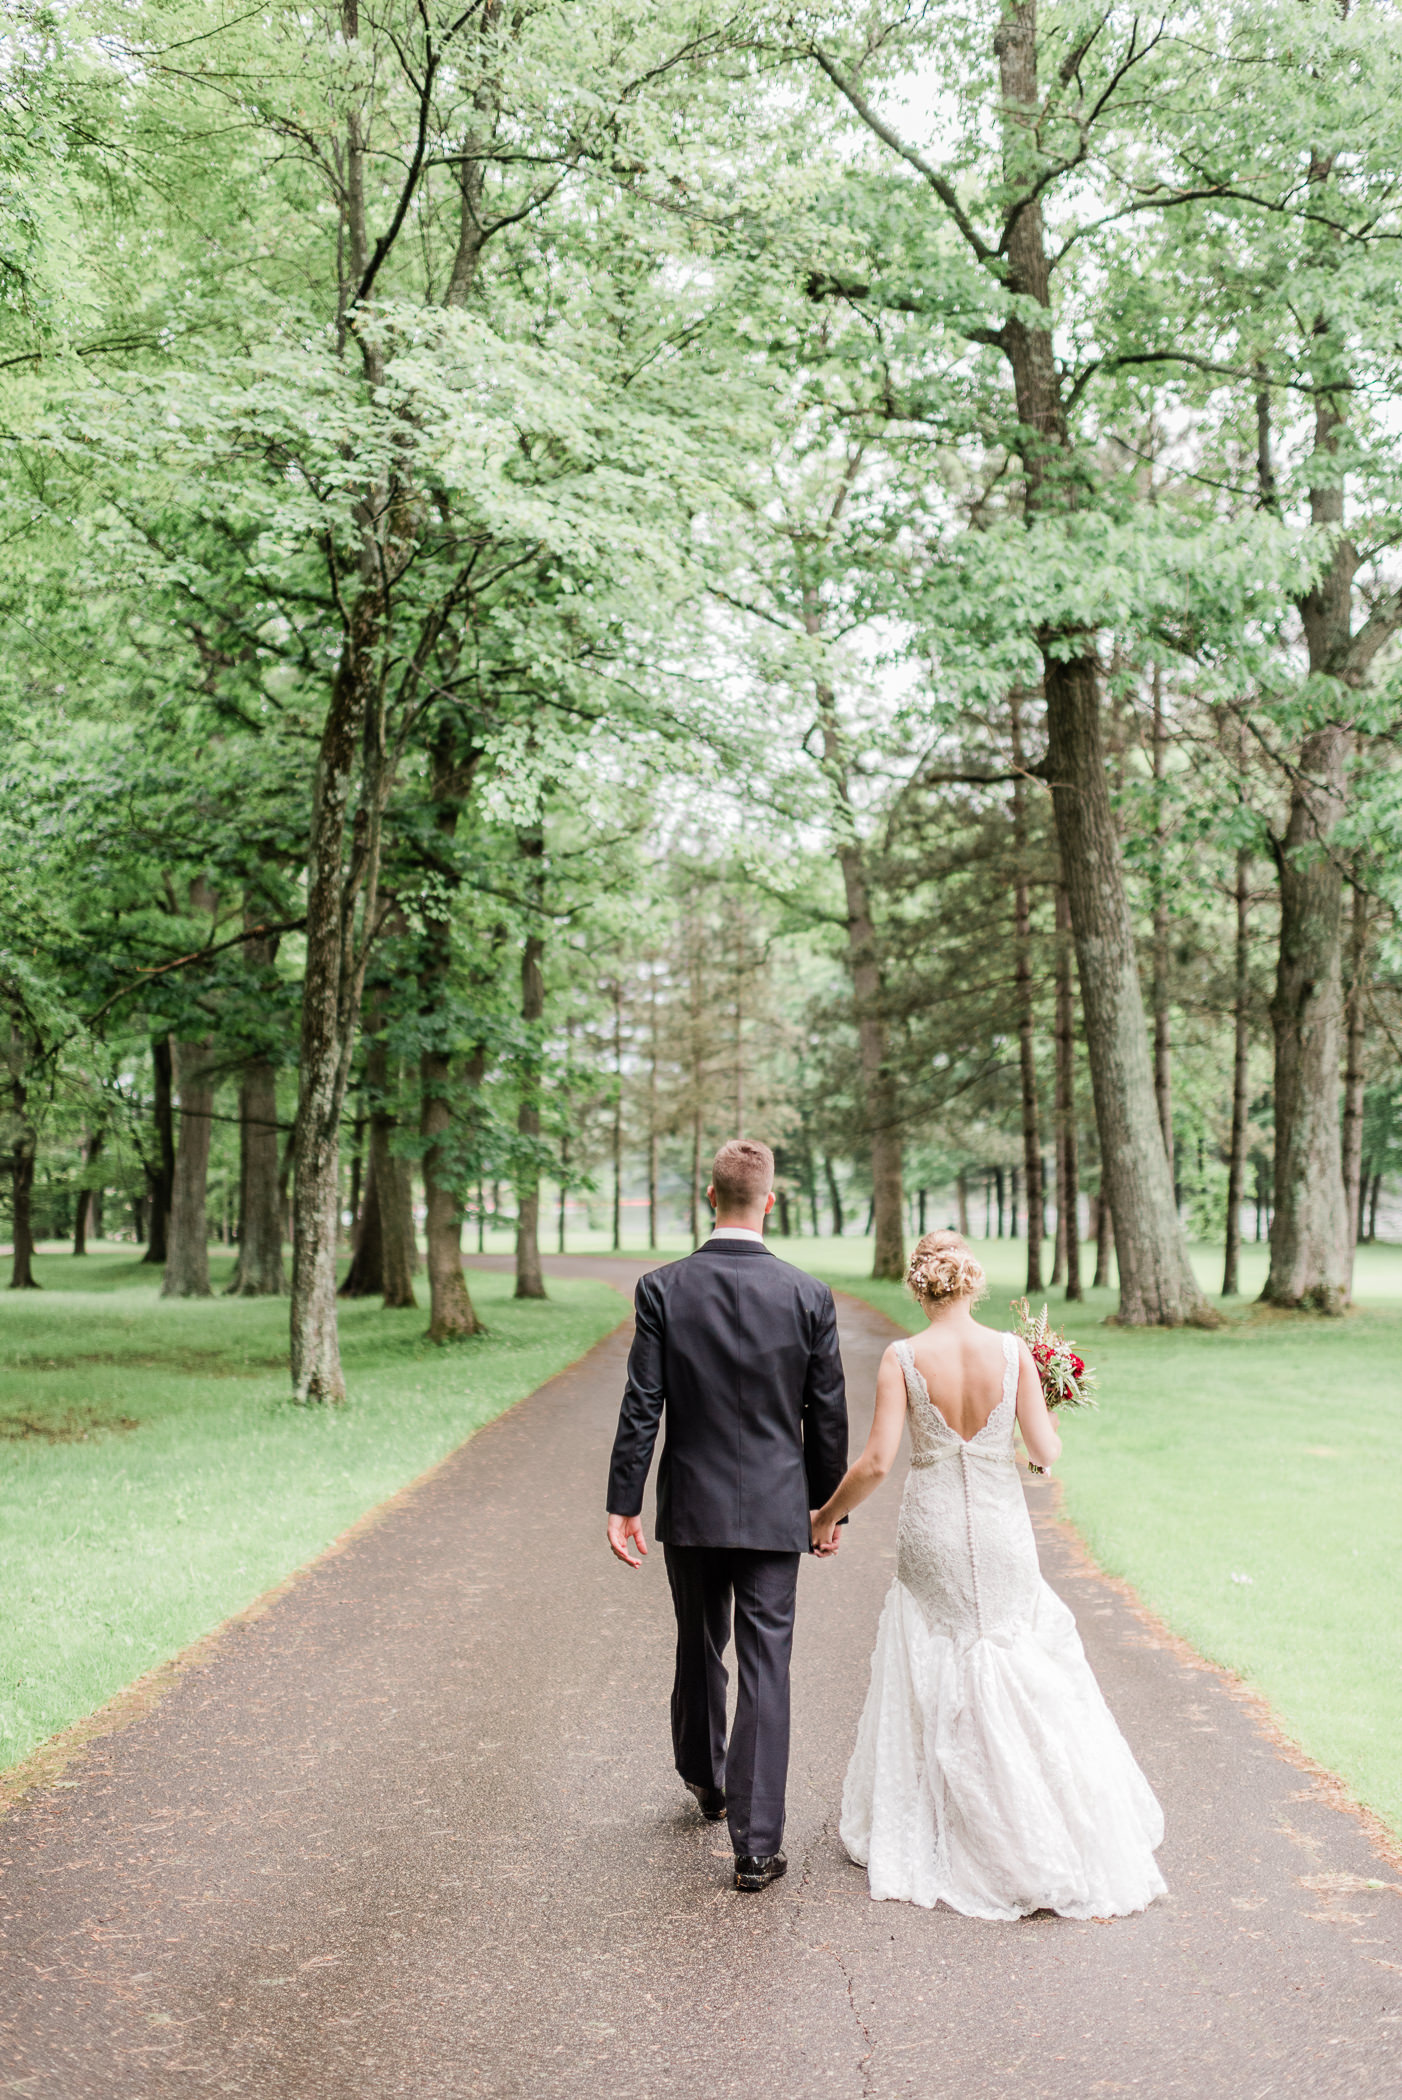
[811,1509,840,1556]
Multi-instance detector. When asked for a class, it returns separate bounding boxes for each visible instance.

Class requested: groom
[606,1138,848,1892]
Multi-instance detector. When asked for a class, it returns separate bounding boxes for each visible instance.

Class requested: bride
[811,1231,1166,1921]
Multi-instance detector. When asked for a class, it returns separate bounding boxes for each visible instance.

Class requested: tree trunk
[1151,669,1174,1173]
[227,1059,285,1295]
[993,4,1211,1328]
[1341,876,1368,1276]
[1265,762,1351,1312]
[809,643,905,1282]
[345,997,416,1307]
[379,1143,418,1306]
[955,1168,968,1238]
[825,1156,845,1237]
[230,915,286,1298]
[1011,698,1044,1289]
[690,1108,702,1247]
[290,594,388,1399]
[6,1034,39,1288]
[161,1036,214,1298]
[1368,1170,1380,1243]
[688,1108,705,1251]
[733,909,746,1137]
[143,1034,175,1264]
[348,1111,364,1250]
[422,1046,478,1339]
[1053,885,1082,1302]
[1264,387,1354,1312]
[514,856,546,1302]
[1043,657,1206,1319]
[73,1129,104,1257]
[278,1126,294,1251]
[418,737,480,1342]
[611,981,623,1253]
[836,870,904,1265]
[1222,849,1253,1295]
[1093,1191,1114,1291]
[341,1141,385,1297]
[10,1148,38,1288]
[647,977,660,1253]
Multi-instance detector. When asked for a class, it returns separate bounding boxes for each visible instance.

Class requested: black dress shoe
[685,1780,727,1822]
[734,1852,787,1892]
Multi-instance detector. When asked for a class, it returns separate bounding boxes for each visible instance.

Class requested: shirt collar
[710,1225,766,1241]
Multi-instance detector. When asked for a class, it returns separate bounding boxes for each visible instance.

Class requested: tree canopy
[3,0,1399,1375]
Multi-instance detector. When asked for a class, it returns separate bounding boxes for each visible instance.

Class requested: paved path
[2,1259,1400,2099]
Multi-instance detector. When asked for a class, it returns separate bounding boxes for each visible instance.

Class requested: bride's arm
[1014,1338,1062,1470]
[811,1345,908,1548]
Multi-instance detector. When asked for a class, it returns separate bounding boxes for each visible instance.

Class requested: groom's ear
[764,1190,775,1214]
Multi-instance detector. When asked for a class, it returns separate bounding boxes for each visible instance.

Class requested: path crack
[786,1810,876,2096]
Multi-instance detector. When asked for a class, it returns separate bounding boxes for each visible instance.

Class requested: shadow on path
[1,1259,1399,2098]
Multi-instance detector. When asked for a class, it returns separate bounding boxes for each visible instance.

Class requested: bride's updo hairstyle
[905,1229,987,1308]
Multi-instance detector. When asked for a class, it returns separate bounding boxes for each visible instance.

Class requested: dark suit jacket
[606,1237,849,1554]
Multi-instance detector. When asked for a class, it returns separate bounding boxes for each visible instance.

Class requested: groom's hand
[608,1513,648,1568]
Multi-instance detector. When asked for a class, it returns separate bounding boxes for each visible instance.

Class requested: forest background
[6,0,1402,1359]
[2,0,1402,1818]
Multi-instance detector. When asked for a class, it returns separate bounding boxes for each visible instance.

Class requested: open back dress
[839,1333,1167,1920]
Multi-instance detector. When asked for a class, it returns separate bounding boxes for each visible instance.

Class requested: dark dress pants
[663,1544,800,1860]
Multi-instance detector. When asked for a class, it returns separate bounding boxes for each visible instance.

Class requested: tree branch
[809,48,995,265]
[84,920,306,1028]
[1334,587,1402,684]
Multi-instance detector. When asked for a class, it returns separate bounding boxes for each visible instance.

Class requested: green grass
[8,1227,1399,1848]
[0,1249,627,1772]
[781,1230,1402,1842]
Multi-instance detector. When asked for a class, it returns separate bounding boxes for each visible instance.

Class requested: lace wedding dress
[840,1332,1166,1920]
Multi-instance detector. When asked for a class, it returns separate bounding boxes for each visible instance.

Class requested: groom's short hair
[711,1138,774,1207]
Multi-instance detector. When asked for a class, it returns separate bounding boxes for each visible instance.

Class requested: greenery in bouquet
[1009,1301,1099,1413]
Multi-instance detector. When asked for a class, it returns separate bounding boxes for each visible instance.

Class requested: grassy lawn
[0,1248,627,1773]
[777,1230,1402,1844]
[7,1225,1397,1851]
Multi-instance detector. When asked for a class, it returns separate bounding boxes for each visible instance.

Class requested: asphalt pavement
[1,1254,1400,2099]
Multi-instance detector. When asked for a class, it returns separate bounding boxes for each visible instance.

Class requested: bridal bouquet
[1009,1299,1099,1413]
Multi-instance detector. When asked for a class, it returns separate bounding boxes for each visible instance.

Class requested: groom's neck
[713,1211,766,1233]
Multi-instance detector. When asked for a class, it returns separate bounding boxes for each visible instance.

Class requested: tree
[795,7,1213,1324]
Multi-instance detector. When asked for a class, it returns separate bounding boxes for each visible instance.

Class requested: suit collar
[694,1235,774,1255]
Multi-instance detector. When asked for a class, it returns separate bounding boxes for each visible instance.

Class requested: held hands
[607,1512,648,1568]
[811,1509,841,1557]
[609,1508,839,1562]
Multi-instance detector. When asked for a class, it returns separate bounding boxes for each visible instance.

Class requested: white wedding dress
[840,1333,1166,1920]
